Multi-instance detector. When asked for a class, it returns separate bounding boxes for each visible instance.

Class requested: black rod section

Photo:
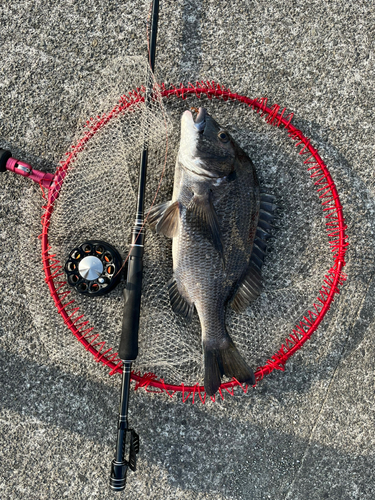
[148,0,159,73]
[110,0,160,492]
[109,363,132,491]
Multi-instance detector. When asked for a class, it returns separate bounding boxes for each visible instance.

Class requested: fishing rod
[109,0,160,492]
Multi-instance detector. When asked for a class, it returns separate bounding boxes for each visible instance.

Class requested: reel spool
[65,240,122,296]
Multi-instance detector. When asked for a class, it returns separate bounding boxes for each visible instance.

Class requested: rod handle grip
[119,252,143,360]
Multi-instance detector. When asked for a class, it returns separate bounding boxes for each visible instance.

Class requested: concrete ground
[0,1,374,499]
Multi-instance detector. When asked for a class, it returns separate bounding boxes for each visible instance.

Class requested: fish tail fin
[203,339,255,396]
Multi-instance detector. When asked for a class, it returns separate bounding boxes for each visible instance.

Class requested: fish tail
[203,338,255,396]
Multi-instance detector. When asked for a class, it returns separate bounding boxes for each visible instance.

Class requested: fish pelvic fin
[147,200,180,238]
[203,338,255,396]
[187,193,225,265]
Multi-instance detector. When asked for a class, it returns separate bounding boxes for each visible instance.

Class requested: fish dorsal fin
[167,278,194,320]
[231,192,277,313]
[256,191,277,247]
[187,193,224,264]
[147,200,180,238]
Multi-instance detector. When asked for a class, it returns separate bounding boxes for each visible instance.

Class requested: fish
[148,107,275,396]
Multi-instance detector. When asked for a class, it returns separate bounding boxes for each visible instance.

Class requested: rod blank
[110,0,160,491]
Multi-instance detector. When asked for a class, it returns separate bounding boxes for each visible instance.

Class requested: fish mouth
[193,107,207,132]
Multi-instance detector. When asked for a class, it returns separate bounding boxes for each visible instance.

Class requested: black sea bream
[149,107,274,395]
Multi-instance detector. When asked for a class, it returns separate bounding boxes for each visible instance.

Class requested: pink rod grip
[6,157,54,188]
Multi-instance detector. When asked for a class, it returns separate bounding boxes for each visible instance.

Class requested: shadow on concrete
[1,348,374,499]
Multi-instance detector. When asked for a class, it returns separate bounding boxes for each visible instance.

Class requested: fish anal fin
[231,263,263,313]
[203,339,255,396]
[167,278,194,320]
[187,194,224,264]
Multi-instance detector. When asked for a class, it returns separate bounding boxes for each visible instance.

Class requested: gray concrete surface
[0,1,374,499]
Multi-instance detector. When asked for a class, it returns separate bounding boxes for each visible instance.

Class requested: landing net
[39,59,348,403]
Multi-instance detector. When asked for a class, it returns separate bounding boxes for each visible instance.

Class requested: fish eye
[218,131,229,143]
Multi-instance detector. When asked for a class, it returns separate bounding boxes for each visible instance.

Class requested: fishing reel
[65,240,123,296]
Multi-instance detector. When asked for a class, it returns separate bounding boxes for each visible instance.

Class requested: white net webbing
[42,57,333,386]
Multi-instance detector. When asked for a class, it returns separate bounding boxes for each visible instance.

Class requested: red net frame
[40,81,348,403]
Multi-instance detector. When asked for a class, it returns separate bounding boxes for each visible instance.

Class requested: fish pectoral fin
[230,263,263,313]
[167,278,194,320]
[147,201,171,230]
[203,338,255,396]
[187,194,225,264]
[147,200,180,238]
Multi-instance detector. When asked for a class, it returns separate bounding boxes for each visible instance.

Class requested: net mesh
[41,57,345,390]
